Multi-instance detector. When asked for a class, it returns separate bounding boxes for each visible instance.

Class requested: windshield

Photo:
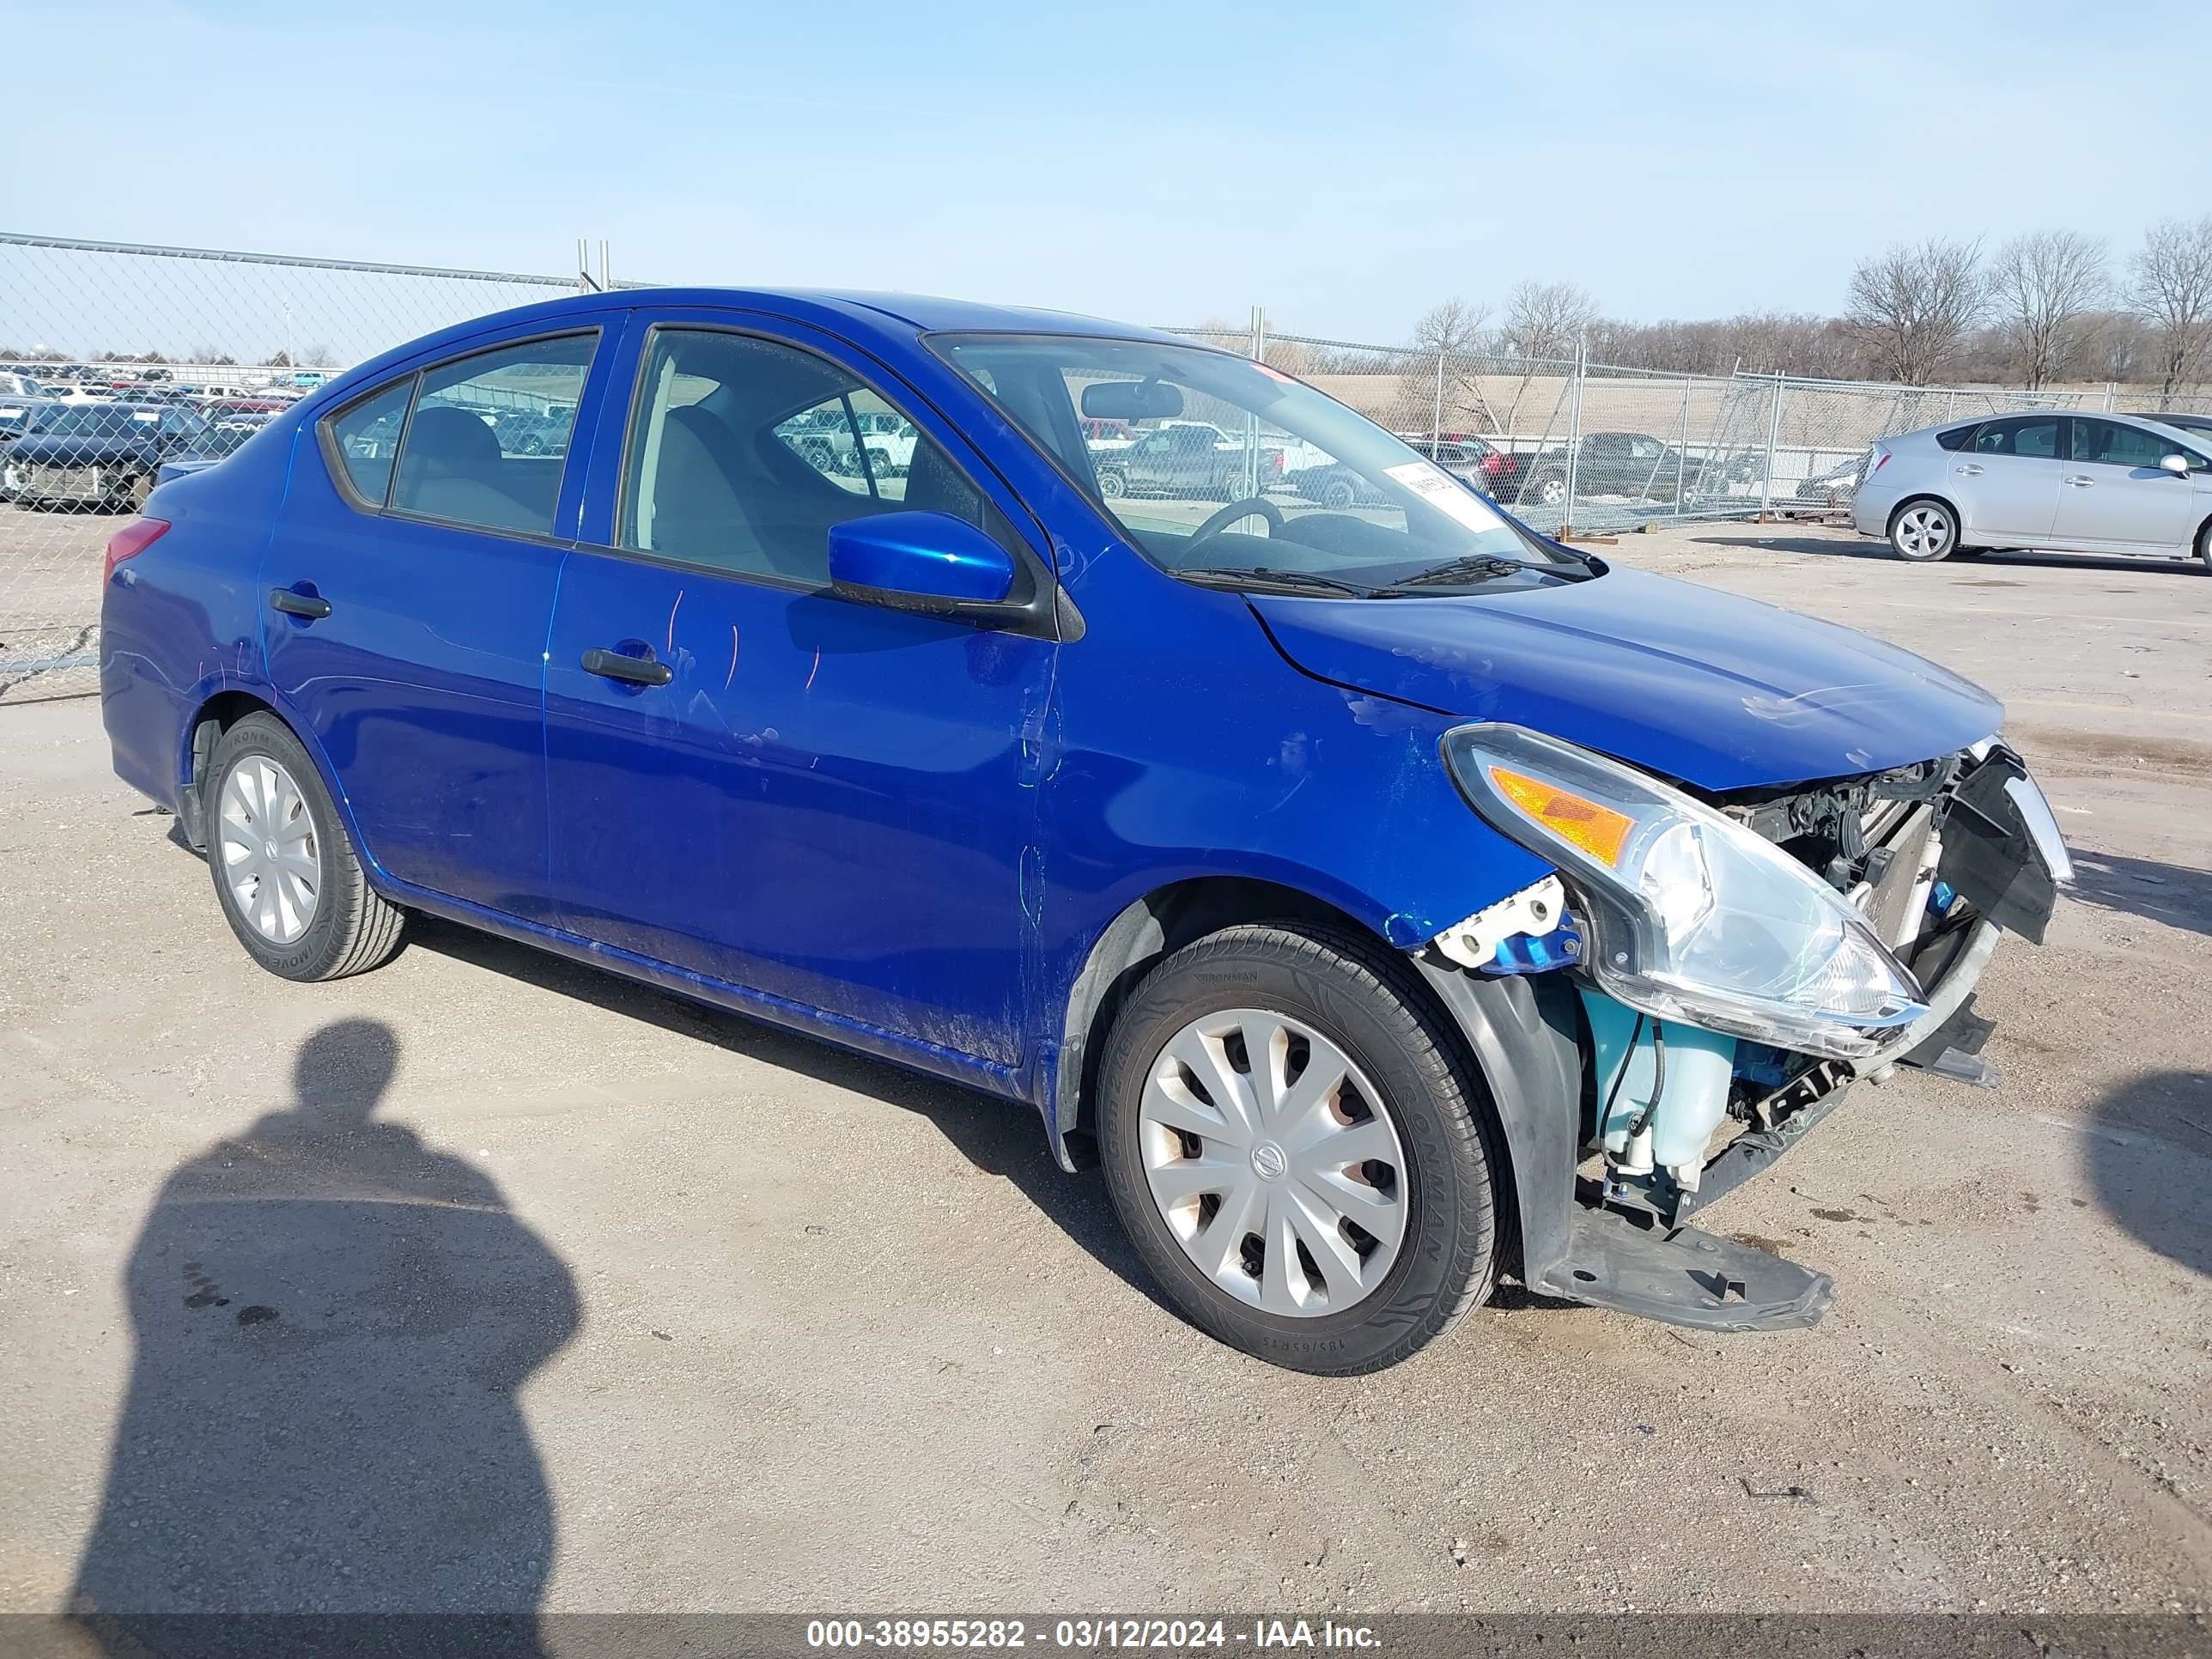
[931,334,1578,592]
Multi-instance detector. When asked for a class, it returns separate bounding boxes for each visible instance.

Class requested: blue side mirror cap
[827,510,1017,613]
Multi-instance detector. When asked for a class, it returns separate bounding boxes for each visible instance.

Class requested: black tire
[1527,471,1567,508]
[1097,923,1501,1375]
[1887,496,1958,562]
[1097,468,1127,499]
[203,713,406,981]
[1322,477,1358,510]
[2196,518,2212,574]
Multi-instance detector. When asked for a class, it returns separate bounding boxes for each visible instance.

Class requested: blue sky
[0,0,2191,342]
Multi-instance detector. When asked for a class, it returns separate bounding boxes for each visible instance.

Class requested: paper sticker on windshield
[1384,461,1509,533]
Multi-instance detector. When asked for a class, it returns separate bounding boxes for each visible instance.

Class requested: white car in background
[1853,410,2212,570]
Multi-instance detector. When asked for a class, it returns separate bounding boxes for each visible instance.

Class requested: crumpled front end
[1421,736,2068,1333]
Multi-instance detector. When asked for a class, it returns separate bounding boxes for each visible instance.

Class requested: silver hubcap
[1895,504,1952,557]
[216,755,320,944]
[1138,1008,1408,1317]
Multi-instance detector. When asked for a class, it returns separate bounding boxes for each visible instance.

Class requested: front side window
[618,327,1000,586]
[387,332,596,536]
[933,333,1575,589]
[1971,417,2060,459]
[2070,417,2201,470]
[325,377,413,506]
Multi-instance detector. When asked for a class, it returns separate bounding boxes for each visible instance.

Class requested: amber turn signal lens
[1488,765,1634,867]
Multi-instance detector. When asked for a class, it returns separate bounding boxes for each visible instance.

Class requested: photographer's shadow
[71,1018,578,1653]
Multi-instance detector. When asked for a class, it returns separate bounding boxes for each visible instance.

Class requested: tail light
[104,516,169,582]
[1869,447,1890,475]
[1481,451,1504,474]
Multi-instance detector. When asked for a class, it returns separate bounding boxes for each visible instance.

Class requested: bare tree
[1844,238,1985,385]
[2130,215,2212,404]
[1406,296,1498,432]
[1500,280,1597,362]
[1987,230,2107,388]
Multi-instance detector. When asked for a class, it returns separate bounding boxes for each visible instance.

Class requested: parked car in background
[1852,412,2212,568]
[1512,430,1713,509]
[1794,457,1865,507]
[1404,434,1528,500]
[1096,419,1280,500]
[3,401,207,509]
[155,412,273,486]
[0,392,55,447]
[99,288,2068,1374]
[0,369,47,399]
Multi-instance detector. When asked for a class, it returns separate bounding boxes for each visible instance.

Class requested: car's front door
[2055,417,2209,550]
[263,325,613,918]
[539,315,1059,1071]
[1954,414,2063,544]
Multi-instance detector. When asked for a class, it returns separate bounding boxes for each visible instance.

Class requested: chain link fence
[0,231,2179,705]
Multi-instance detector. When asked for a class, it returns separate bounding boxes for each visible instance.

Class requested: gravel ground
[0,520,2206,1616]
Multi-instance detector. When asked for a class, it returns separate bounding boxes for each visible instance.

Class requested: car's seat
[644,404,767,573]
[392,405,542,532]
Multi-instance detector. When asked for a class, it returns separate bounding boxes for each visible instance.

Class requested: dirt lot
[0,521,2207,1617]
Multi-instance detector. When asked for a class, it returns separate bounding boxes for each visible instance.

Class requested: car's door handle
[269,588,332,619]
[2064,476,2094,487]
[580,647,672,686]
[1955,464,1984,476]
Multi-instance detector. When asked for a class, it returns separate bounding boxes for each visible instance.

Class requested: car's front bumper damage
[1414,742,2066,1334]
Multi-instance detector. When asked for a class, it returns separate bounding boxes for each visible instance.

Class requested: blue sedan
[97,289,2069,1371]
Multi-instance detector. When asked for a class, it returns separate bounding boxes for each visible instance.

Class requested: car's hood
[1249,564,2002,792]
[9,435,156,465]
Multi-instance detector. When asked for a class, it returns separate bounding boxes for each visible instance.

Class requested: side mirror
[2159,453,2191,477]
[828,510,1016,613]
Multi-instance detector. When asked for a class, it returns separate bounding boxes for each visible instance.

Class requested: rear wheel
[1097,923,1500,1375]
[2196,517,2212,574]
[1097,467,1127,498]
[1888,498,1958,562]
[204,714,406,981]
[1527,471,1567,509]
[1321,477,1358,510]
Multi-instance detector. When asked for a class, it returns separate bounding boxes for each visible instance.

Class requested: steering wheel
[1188,495,1285,546]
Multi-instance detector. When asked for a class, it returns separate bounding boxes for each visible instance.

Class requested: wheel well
[1052,877,1383,1163]
[178,690,279,848]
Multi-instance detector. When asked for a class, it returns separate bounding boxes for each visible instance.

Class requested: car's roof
[302,287,1209,417]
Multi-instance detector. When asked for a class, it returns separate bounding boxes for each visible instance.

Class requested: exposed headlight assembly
[1441,723,1927,1059]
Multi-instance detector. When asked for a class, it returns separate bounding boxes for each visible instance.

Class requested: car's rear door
[2054,417,2208,550]
[538,310,1060,1073]
[263,321,621,919]
[1953,414,2063,544]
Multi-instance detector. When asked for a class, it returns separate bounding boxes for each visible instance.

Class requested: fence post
[1671,376,1691,517]
[1247,305,1265,499]
[1561,334,1584,535]
[1758,370,1784,519]
[1432,349,1446,441]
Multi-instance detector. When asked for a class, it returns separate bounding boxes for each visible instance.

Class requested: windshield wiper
[1176,566,1375,598]
[1371,554,1593,594]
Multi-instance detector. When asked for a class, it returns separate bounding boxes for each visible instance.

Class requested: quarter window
[325,378,413,506]
[1970,417,2060,459]
[618,328,1000,586]
[387,332,596,537]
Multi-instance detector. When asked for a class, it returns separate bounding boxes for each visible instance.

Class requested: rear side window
[1970,417,2060,459]
[326,378,414,506]
[1934,424,1979,452]
[388,332,597,537]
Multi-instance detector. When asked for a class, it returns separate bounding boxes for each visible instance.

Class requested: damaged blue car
[98,293,2071,1373]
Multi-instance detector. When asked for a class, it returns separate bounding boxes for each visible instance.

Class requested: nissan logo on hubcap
[1250,1141,1288,1182]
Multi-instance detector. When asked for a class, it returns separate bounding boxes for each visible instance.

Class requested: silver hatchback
[1851,411,2212,570]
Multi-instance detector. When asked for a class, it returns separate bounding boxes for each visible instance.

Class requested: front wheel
[1526,471,1567,508]
[1097,924,1501,1374]
[1321,477,1358,510]
[1097,468,1127,499]
[204,713,406,981]
[1888,498,1958,562]
[2196,517,2212,574]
